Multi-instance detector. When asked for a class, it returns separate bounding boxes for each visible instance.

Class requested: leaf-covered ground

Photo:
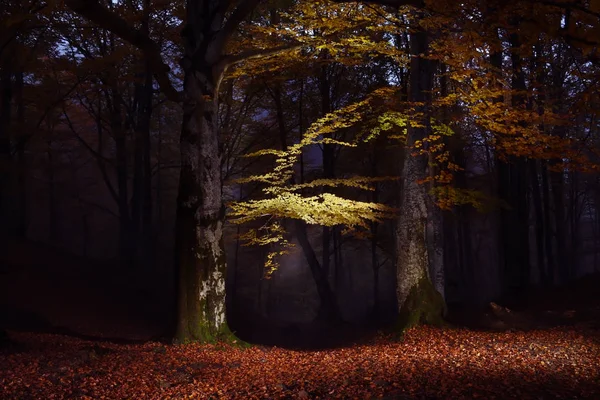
[1,242,599,399]
[1,324,599,399]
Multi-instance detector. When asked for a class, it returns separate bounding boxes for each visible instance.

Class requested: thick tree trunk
[174,80,228,342]
[395,21,444,330]
[173,5,230,342]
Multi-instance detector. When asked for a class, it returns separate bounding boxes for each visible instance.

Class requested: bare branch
[64,0,182,103]
[217,0,263,47]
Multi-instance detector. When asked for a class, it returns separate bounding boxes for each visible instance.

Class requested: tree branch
[64,0,182,103]
[217,0,263,47]
[331,0,421,7]
[219,44,302,71]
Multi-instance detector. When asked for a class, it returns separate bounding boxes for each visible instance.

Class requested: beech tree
[64,0,301,342]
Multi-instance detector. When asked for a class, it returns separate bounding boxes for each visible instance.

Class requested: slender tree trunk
[272,81,340,321]
[541,161,554,284]
[551,169,567,283]
[111,90,134,265]
[568,171,579,280]
[530,160,548,285]
[368,153,381,318]
[46,136,59,243]
[531,42,551,287]
[156,107,163,225]
[319,62,334,292]
[294,220,339,320]
[135,64,154,269]
[498,31,530,298]
[0,56,14,237]
[395,19,444,329]
[132,2,154,269]
[14,70,27,238]
[549,31,568,284]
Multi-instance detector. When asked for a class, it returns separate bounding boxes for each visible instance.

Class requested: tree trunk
[319,62,334,294]
[498,31,530,297]
[131,67,154,268]
[15,69,27,238]
[173,6,230,342]
[294,220,340,320]
[541,161,554,284]
[132,4,154,270]
[0,55,15,237]
[395,20,444,330]
[111,89,134,265]
[370,154,381,319]
[568,171,579,280]
[426,77,444,303]
[47,137,58,243]
[530,159,549,285]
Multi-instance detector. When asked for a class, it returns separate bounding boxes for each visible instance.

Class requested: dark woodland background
[1,0,600,345]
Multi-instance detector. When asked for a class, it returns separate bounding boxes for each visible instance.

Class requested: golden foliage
[229,88,403,273]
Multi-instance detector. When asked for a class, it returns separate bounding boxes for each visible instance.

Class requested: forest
[0,0,599,398]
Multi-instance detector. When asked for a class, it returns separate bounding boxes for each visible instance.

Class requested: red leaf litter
[1,325,599,399]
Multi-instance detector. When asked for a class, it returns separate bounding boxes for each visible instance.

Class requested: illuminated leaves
[228,87,404,271]
[230,192,397,228]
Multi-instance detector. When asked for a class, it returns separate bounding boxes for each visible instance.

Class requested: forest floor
[1,240,600,399]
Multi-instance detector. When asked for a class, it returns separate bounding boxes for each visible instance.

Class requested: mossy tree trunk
[64,0,266,344]
[173,0,232,344]
[395,14,445,331]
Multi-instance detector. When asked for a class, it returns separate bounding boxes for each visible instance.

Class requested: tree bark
[131,2,154,270]
[173,2,230,342]
[530,160,549,285]
[498,31,530,298]
[0,53,15,237]
[395,18,444,330]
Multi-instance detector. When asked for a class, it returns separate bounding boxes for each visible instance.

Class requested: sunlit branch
[331,0,422,8]
[219,44,303,70]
